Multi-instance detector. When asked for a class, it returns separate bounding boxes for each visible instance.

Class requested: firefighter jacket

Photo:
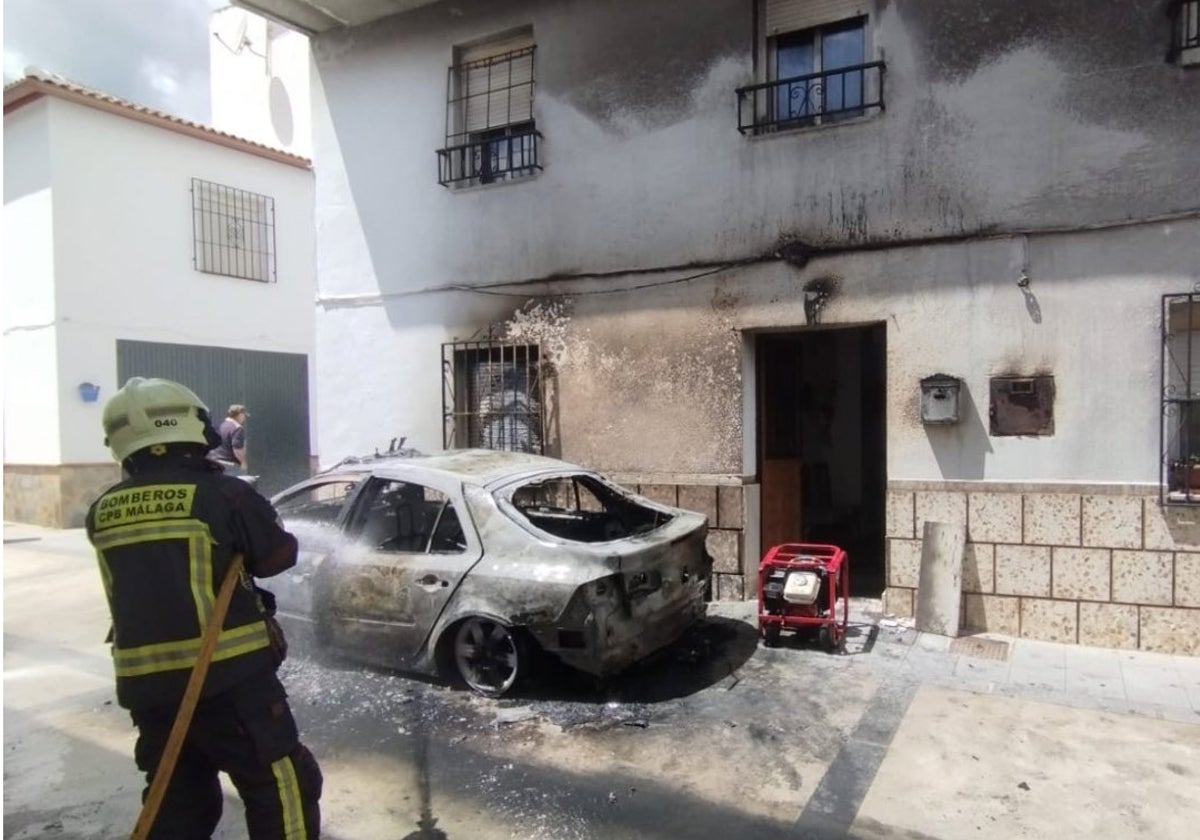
[86,463,298,711]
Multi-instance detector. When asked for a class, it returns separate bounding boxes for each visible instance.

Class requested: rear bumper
[553,581,709,678]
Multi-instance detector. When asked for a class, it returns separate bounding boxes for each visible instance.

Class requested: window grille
[1169,0,1200,64]
[442,339,544,454]
[437,32,541,187]
[191,178,276,282]
[1161,293,1200,504]
[738,13,884,134]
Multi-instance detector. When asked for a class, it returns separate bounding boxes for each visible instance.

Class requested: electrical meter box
[920,374,961,425]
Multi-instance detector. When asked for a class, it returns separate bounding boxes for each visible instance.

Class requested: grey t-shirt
[212,418,246,464]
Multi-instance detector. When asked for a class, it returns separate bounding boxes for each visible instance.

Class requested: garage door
[117,340,311,496]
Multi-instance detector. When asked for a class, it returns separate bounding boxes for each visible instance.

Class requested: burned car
[267,449,712,697]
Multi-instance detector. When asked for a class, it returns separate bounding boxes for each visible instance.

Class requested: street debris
[494,706,538,725]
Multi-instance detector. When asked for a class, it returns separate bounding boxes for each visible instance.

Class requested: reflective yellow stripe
[92,520,217,645]
[112,622,271,677]
[190,531,215,630]
[90,521,212,551]
[95,550,114,599]
[271,755,308,839]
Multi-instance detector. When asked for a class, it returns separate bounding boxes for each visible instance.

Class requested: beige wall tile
[706,530,741,574]
[886,491,914,539]
[968,492,1022,544]
[1023,494,1080,546]
[963,594,1019,635]
[1078,602,1139,650]
[1143,499,1200,551]
[1019,599,1078,644]
[887,539,922,589]
[1112,550,1173,606]
[717,485,743,530]
[915,491,967,533]
[1139,607,1200,656]
[1081,495,1142,549]
[1052,547,1111,602]
[678,485,718,522]
[713,573,746,601]
[963,543,995,593]
[883,587,914,619]
[1175,552,1200,608]
[638,484,678,506]
[995,544,1051,597]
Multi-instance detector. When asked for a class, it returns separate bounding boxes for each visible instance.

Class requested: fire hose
[130,553,245,840]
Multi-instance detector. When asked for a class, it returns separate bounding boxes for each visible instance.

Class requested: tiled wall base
[621,480,747,600]
[885,486,1200,657]
[4,463,121,528]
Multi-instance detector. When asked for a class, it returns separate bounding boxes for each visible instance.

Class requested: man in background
[211,404,250,476]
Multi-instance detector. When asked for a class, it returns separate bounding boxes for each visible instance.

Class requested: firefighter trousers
[130,671,322,840]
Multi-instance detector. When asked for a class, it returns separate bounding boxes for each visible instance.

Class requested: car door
[268,475,363,619]
[320,472,483,664]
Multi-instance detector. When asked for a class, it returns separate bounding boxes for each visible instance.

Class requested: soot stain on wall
[899,0,1195,136]
[539,0,749,131]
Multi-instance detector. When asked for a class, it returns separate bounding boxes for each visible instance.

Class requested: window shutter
[765,0,869,35]
[459,31,534,133]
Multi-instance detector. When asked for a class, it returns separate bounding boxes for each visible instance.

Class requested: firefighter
[86,377,322,839]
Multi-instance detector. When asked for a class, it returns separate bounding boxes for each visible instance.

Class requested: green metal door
[116,340,311,496]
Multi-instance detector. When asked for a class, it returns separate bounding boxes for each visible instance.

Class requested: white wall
[304,0,1200,481]
[210,6,312,157]
[44,97,317,464]
[308,0,1198,298]
[3,100,62,464]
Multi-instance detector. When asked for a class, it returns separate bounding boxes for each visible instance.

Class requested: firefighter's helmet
[102,377,216,462]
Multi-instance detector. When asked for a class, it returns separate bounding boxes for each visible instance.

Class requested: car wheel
[453,617,525,697]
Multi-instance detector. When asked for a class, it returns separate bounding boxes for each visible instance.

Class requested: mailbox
[920,374,961,425]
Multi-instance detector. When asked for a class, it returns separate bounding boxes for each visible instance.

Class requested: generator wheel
[762,624,782,648]
[819,625,839,654]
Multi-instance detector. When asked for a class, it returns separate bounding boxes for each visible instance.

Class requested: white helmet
[102,377,214,462]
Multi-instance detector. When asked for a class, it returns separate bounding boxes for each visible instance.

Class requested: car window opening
[509,475,672,542]
[354,479,467,553]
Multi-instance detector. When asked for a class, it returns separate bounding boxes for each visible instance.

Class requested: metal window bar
[1161,293,1200,505]
[437,125,542,187]
[1170,0,1200,58]
[190,178,276,283]
[442,341,544,454]
[736,60,885,134]
[444,46,536,148]
[439,45,538,187]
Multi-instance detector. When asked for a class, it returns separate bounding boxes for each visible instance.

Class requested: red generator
[757,543,849,652]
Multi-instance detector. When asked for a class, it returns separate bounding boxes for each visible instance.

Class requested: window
[1162,294,1200,503]
[274,479,359,525]
[437,29,541,187]
[191,178,276,282]
[442,339,544,454]
[352,479,466,553]
[504,474,672,543]
[1169,1,1200,66]
[737,1,885,134]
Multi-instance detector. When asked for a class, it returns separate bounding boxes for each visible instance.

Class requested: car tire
[453,617,526,697]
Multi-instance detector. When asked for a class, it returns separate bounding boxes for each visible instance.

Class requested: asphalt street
[5,524,1200,839]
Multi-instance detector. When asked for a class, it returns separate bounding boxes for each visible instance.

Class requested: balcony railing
[437,126,542,188]
[736,60,885,134]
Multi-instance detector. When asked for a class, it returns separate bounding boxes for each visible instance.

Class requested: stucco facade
[3,76,317,526]
[292,0,1200,651]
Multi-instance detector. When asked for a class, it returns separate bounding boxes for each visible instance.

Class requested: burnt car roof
[320,448,590,490]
